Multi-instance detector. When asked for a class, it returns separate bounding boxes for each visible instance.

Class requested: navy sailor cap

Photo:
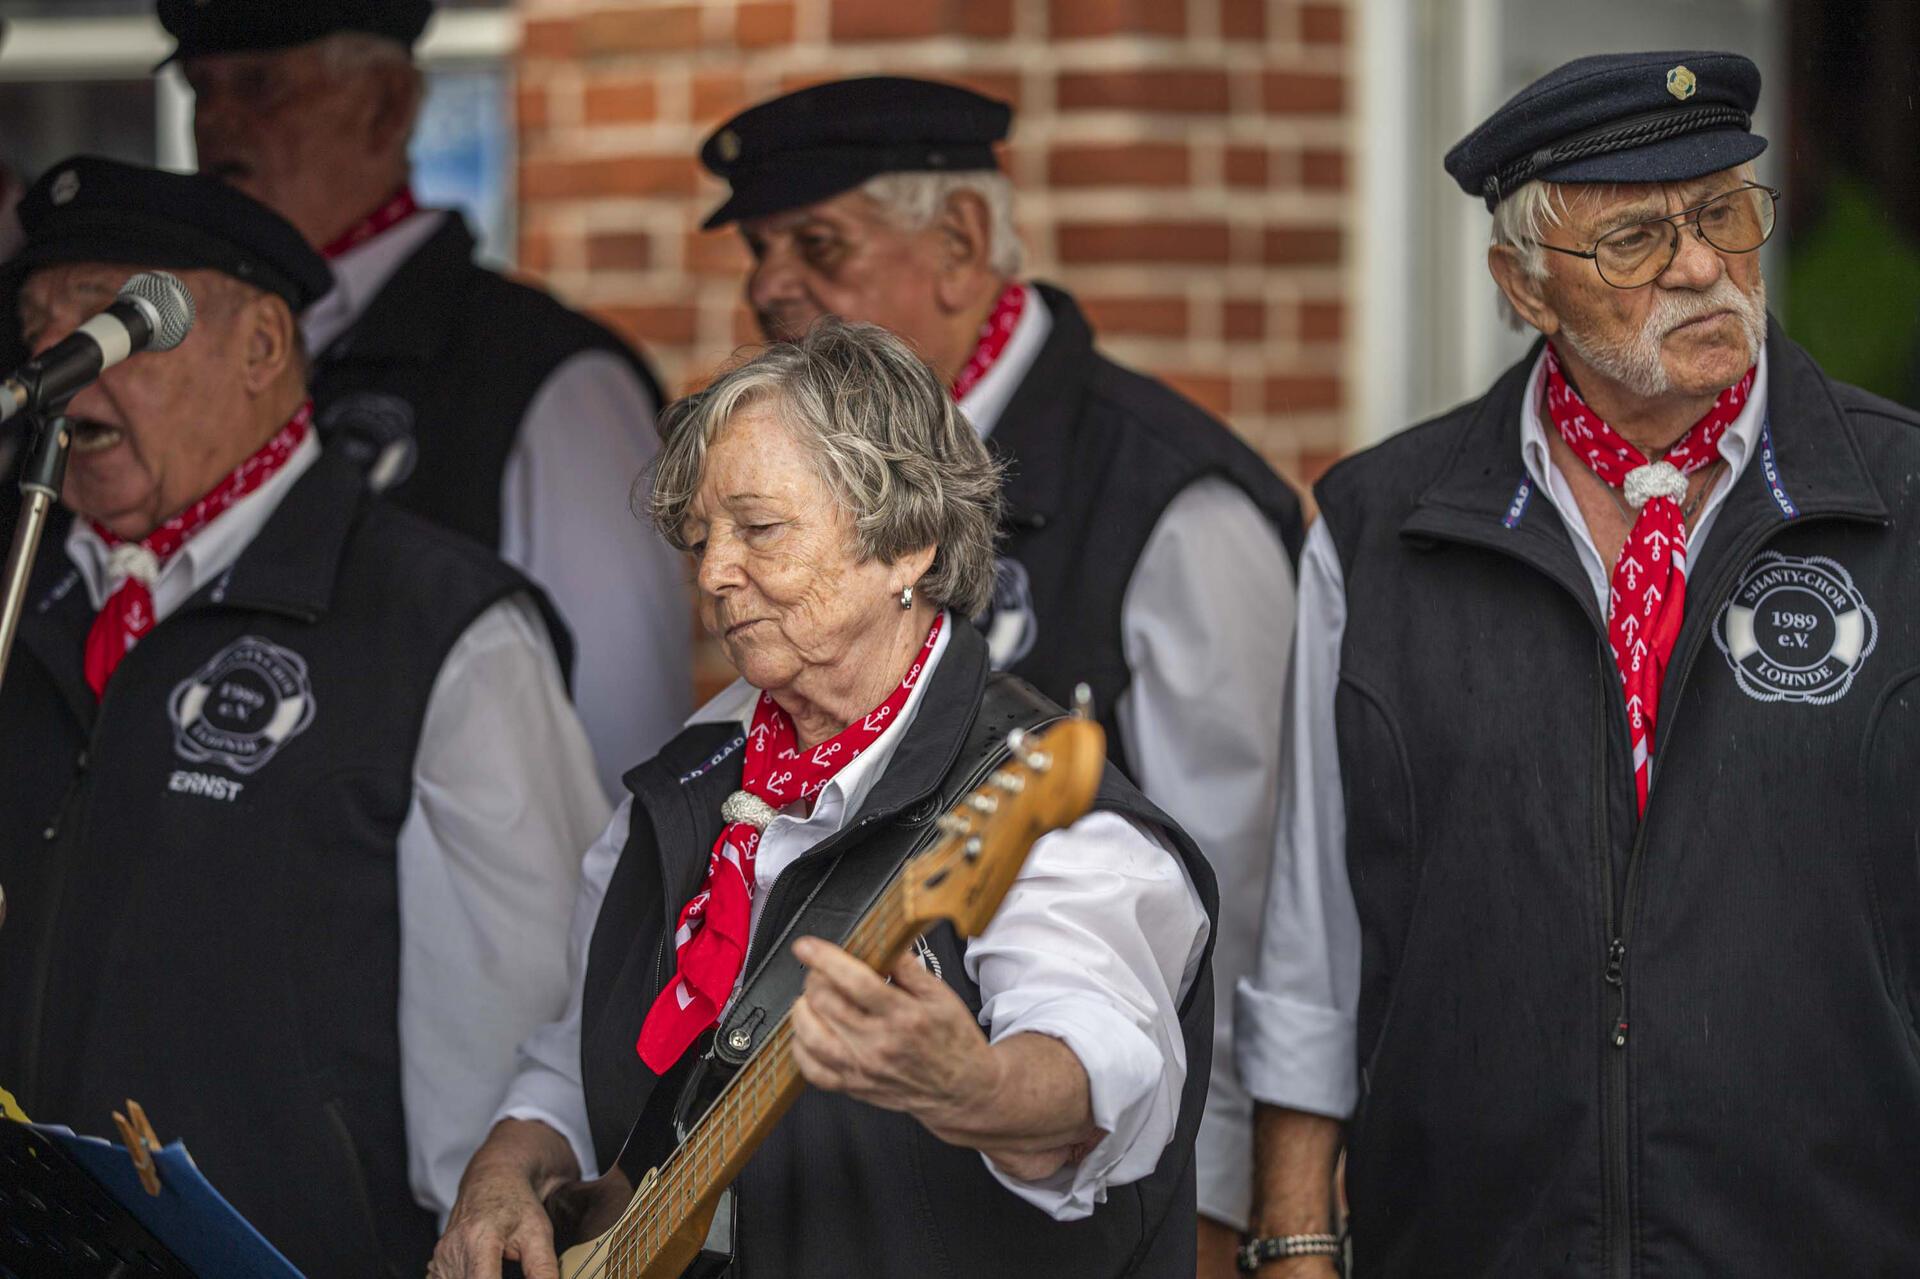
[1445,51,1767,211]
[6,156,332,311]
[698,77,1013,230]
[157,0,434,64]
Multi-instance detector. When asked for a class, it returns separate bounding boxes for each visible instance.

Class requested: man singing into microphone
[0,156,609,1278]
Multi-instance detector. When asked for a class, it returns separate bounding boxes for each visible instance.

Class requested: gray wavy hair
[648,321,1005,617]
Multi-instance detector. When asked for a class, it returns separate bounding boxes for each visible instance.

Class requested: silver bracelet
[1236,1232,1342,1272]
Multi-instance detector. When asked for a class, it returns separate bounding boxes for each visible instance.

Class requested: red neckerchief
[949,281,1027,402]
[1543,346,1754,813]
[319,186,419,261]
[82,403,313,697]
[636,613,945,1072]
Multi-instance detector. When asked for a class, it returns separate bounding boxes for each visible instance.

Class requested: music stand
[0,1119,194,1278]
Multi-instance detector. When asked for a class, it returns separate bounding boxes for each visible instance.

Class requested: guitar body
[550,1166,732,1279]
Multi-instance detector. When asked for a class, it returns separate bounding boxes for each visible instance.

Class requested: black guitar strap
[612,674,1063,1185]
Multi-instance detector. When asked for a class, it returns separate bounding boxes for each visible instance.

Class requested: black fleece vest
[981,283,1304,779]
[577,621,1220,1278]
[0,452,555,1279]
[310,214,665,551]
[1317,325,1920,1279]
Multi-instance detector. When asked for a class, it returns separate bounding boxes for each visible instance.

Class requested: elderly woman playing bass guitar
[430,322,1216,1279]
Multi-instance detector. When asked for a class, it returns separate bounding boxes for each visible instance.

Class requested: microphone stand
[0,402,73,694]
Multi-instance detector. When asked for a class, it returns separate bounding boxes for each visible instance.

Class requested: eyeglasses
[1537,184,1780,289]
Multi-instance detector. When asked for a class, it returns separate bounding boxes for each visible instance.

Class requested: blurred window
[0,8,516,260]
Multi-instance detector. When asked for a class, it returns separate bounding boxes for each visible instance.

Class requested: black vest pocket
[1334,672,1418,1070]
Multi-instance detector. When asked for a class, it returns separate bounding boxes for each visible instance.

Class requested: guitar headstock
[897,715,1106,939]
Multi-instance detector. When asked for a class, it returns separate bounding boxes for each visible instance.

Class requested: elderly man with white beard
[1233,51,1920,1279]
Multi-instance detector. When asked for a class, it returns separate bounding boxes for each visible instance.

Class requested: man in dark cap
[693,76,1305,1270]
[0,157,610,1278]
[1237,51,1920,1277]
[156,0,691,801]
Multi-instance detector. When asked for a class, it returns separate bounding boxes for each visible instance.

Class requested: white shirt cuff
[980,995,1168,1221]
[492,1064,600,1182]
[1233,979,1359,1118]
[1195,1086,1255,1230]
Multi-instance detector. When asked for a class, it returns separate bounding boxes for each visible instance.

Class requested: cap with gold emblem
[697,76,1013,229]
[1445,50,1766,210]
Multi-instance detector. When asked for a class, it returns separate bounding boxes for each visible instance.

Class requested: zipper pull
[1604,937,1628,1048]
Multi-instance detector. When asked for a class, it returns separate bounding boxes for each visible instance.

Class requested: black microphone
[0,271,197,424]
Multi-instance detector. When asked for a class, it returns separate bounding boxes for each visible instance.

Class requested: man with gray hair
[697,78,1305,1272]
[1236,51,1920,1277]
[155,0,691,800]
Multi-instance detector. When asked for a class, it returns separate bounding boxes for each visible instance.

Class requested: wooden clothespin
[112,1099,163,1197]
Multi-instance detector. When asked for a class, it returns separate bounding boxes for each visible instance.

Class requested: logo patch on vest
[168,636,318,774]
[319,391,418,492]
[1714,552,1877,704]
[976,555,1038,670]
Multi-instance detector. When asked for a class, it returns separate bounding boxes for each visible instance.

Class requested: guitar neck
[601,879,920,1271]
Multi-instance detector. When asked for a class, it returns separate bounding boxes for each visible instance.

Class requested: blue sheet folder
[4,1121,304,1278]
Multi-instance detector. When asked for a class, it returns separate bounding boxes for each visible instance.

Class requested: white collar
[958,282,1051,441]
[685,611,955,825]
[301,208,448,358]
[64,431,322,614]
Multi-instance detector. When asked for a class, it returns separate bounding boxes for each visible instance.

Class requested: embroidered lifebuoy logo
[977,554,1038,670]
[1715,552,1876,704]
[168,636,318,774]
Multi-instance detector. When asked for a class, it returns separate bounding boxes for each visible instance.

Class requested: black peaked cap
[699,76,1013,229]
[157,0,433,62]
[1446,51,1766,210]
[7,156,332,310]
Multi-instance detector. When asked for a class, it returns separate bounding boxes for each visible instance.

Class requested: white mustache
[1648,278,1758,338]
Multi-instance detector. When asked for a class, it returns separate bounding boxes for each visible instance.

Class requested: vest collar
[1400,319,1889,622]
[194,447,367,622]
[986,280,1095,532]
[14,448,368,727]
[314,214,478,368]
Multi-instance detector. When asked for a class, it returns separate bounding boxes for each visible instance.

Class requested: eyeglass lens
[1594,187,1777,287]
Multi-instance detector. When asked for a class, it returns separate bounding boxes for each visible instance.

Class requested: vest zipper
[18,741,93,1105]
[1597,511,1845,1279]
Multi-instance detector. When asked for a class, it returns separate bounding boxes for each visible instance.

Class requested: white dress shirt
[496,613,1210,1221]
[1234,346,1771,1118]
[959,284,1298,1228]
[65,434,611,1219]
[304,208,692,801]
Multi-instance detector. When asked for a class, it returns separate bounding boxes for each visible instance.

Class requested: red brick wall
[513,0,1354,486]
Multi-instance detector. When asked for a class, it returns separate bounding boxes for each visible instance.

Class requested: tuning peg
[964,836,984,860]
[1007,727,1029,753]
[989,771,1025,793]
[936,813,971,838]
[1072,683,1094,719]
[968,793,1000,815]
[1022,750,1052,772]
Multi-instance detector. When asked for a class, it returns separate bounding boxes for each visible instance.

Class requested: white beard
[1561,275,1769,398]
